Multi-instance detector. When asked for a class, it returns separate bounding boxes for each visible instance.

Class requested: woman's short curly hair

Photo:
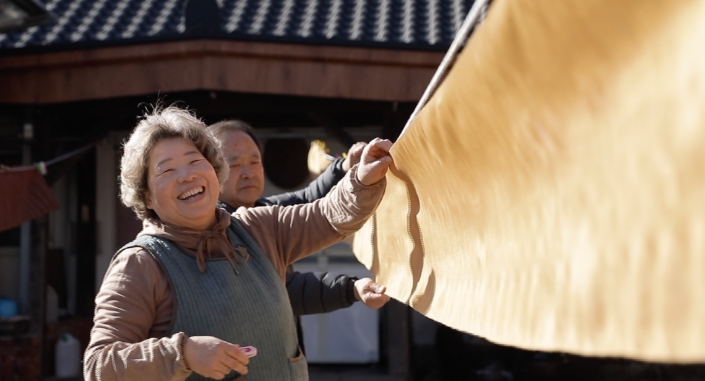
[120,105,229,221]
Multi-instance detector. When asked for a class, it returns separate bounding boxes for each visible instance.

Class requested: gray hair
[208,119,263,153]
[120,105,229,221]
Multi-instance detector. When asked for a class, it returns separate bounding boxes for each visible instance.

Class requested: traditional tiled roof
[0,0,476,51]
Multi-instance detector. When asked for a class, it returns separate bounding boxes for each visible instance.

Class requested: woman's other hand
[357,138,393,185]
[184,336,250,379]
[354,278,391,309]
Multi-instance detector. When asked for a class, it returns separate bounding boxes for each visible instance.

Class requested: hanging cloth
[353,0,705,362]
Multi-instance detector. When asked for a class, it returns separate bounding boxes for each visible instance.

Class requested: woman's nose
[177,168,197,182]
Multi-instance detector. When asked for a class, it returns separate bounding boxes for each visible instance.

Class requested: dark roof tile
[0,0,477,51]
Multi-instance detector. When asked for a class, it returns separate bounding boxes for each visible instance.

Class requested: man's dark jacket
[218,158,359,351]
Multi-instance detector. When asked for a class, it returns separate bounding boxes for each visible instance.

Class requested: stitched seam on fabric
[390,165,425,306]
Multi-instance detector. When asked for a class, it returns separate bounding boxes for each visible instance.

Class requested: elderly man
[208,120,390,351]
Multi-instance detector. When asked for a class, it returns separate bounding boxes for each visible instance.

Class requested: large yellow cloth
[354,0,705,362]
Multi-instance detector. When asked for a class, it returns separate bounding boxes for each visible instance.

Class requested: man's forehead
[226,150,260,161]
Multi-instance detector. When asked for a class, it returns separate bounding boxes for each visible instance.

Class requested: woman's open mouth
[177,186,205,200]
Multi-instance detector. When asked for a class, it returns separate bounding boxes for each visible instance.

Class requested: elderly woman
[83,106,391,381]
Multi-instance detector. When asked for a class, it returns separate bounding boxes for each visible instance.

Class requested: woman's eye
[191,159,202,164]
[230,163,241,168]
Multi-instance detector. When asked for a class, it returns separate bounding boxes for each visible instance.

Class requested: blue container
[0,297,18,318]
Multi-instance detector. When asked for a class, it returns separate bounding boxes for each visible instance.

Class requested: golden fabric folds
[354,0,705,362]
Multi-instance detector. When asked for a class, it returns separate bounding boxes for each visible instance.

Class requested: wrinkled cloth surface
[354,0,705,362]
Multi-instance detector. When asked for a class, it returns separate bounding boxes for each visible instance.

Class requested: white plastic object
[55,333,81,378]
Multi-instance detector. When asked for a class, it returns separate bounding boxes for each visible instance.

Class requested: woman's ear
[144,191,153,209]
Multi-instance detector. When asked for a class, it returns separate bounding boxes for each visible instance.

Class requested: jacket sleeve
[235,165,386,276]
[286,271,358,316]
[83,249,192,381]
[262,158,346,206]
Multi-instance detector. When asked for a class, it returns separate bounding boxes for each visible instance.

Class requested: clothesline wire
[0,141,97,174]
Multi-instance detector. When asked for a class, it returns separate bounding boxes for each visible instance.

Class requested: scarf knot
[140,209,249,274]
[194,228,249,274]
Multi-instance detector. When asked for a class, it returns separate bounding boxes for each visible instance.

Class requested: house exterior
[0,0,474,378]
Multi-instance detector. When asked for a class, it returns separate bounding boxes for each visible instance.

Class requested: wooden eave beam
[0,39,443,104]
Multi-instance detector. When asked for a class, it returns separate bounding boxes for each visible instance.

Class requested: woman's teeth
[178,187,204,200]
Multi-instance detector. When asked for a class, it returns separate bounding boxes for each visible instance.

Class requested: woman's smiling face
[144,137,221,230]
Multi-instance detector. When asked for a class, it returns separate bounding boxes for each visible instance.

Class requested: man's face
[219,130,265,208]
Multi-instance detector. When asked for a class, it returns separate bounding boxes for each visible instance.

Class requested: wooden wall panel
[201,55,433,101]
[0,40,443,104]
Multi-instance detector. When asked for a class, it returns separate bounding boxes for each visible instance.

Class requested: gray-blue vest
[118,217,308,381]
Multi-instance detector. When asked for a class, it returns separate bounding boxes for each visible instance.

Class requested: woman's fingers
[225,345,251,365]
[222,347,249,375]
[362,138,393,162]
[210,369,225,380]
[357,138,394,185]
[217,359,247,378]
[213,365,231,380]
